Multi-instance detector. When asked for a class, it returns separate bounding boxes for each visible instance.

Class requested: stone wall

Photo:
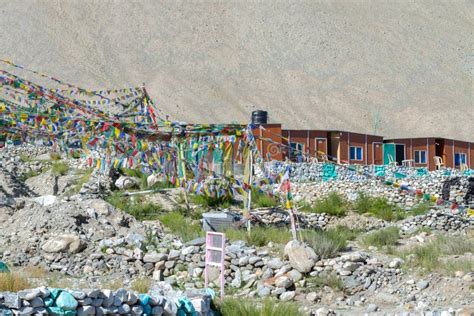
[0,285,212,315]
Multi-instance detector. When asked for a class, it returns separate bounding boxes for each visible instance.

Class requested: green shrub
[216,298,302,316]
[191,194,233,209]
[105,192,162,221]
[51,161,69,176]
[360,227,400,248]
[72,168,93,193]
[301,226,360,258]
[49,152,61,161]
[442,259,474,275]
[311,192,347,217]
[354,193,405,221]
[399,235,474,273]
[159,212,203,242]
[306,272,345,292]
[408,202,431,216]
[225,227,292,247]
[251,189,279,208]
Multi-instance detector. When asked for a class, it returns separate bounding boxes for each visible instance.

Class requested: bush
[159,212,203,242]
[0,272,30,292]
[72,168,93,193]
[408,202,431,216]
[306,272,345,292]
[360,227,400,248]
[225,227,292,247]
[49,152,61,161]
[442,259,474,275]
[216,298,302,316]
[52,161,69,176]
[301,226,360,258]
[251,189,279,208]
[310,192,347,217]
[400,235,474,273]
[131,278,151,293]
[354,193,405,221]
[191,194,233,209]
[105,192,162,221]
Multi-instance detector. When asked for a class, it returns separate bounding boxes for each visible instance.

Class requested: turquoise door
[383,144,395,165]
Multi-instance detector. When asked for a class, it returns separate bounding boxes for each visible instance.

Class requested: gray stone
[168,250,180,260]
[279,291,296,301]
[284,240,318,273]
[231,269,242,288]
[101,289,114,307]
[131,305,144,315]
[187,237,206,246]
[17,306,34,315]
[258,286,271,297]
[92,298,104,307]
[367,304,378,312]
[115,176,138,190]
[114,289,128,306]
[181,246,195,256]
[41,234,85,253]
[127,292,138,305]
[389,258,404,268]
[266,258,285,270]
[152,305,164,315]
[275,275,293,289]
[417,280,429,290]
[118,304,131,314]
[19,289,41,300]
[77,305,96,316]
[70,291,86,300]
[306,292,319,303]
[3,293,21,309]
[29,297,44,308]
[143,251,167,263]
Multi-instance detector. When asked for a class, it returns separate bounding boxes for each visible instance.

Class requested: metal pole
[247,152,253,233]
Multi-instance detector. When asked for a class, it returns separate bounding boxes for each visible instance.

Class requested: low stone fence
[0,285,212,315]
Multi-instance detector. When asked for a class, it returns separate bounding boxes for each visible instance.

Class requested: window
[349,146,363,160]
[454,153,467,166]
[414,150,426,164]
[290,143,304,161]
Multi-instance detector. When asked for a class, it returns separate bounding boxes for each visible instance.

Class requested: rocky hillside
[0,1,472,141]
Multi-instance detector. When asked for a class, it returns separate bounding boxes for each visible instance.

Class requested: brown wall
[470,143,474,169]
[251,124,283,161]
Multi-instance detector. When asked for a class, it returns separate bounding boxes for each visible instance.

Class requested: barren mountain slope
[0,1,472,140]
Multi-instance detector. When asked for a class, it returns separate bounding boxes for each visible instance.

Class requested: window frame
[349,146,363,161]
[454,152,467,166]
[414,150,427,164]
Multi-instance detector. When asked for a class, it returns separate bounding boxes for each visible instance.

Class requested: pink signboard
[204,231,226,298]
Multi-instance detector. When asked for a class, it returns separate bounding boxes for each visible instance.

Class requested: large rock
[56,291,78,311]
[115,176,139,190]
[41,234,86,253]
[284,240,318,273]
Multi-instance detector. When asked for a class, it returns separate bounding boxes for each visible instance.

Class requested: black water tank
[251,110,268,124]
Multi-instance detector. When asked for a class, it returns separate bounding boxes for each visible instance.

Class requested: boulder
[115,176,139,190]
[56,291,78,311]
[41,234,86,254]
[284,240,318,273]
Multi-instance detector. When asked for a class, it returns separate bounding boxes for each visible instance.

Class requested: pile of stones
[0,284,212,315]
[399,209,474,233]
[249,209,330,229]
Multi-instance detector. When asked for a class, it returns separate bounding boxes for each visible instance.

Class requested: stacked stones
[249,209,330,229]
[0,286,210,315]
[400,210,474,233]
